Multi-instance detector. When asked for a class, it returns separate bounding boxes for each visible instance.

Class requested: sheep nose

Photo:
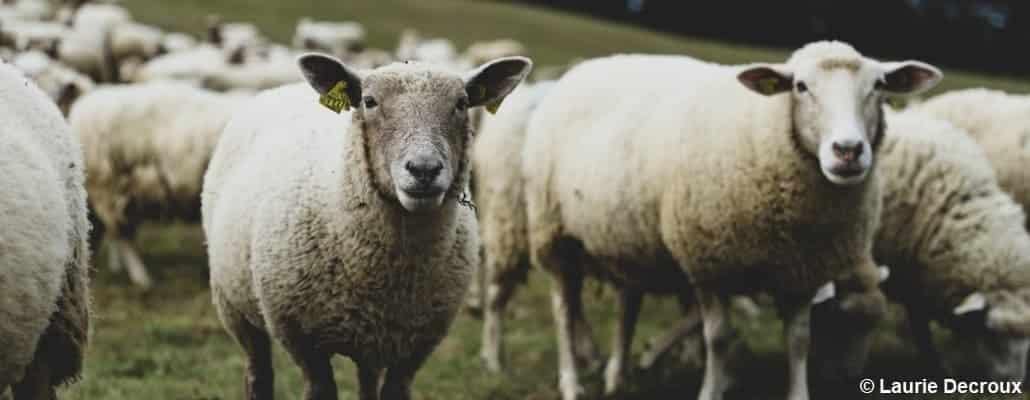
[832,140,864,162]
[405,158,443,183]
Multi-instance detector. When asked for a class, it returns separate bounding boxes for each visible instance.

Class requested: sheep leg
[908,307,943,376]
[379,350,431,400]
[481,277,520,373]
[464,259,484,317]
[779,296,813,400]
[604,287,643,396]
[241,327,274,400]
[639,306,701,370]
[696,288,734,400]
[551,273,587,400]
[114,237,153,288]
[106,238,123,272]
[288,345,337,400]
[356,361,383,400]
[218,299,274,400]
[11,361,55,400]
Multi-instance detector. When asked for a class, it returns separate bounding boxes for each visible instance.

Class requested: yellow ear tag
[319,81,350,113]
[472,84,504,114]
[886,97,906,110]
[486,98,503,115]
[758,77,780,94]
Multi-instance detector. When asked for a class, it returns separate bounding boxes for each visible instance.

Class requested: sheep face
[298,54,531,213]
[738,42,941,186]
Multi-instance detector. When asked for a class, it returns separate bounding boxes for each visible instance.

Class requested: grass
[57,1,1030,399]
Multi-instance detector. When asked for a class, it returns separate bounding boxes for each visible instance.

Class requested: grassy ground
[58,1,1030,399]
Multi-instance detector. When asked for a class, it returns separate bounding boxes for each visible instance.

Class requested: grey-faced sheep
[811,111,1030,384]
[202,54,531,399]
[522,42,940,400]
[69,82,247,288]
[0,62,90,400]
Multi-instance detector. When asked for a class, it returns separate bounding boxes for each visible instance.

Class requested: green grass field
[56,1,1030,399]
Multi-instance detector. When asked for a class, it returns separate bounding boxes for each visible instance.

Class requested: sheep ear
[738,64,793,96]
[465,56,532,113]
[954,292,987,315]
[57,82,81,114]
[298,53,362,110]
[878,61,942,95]
[812,282,836,305]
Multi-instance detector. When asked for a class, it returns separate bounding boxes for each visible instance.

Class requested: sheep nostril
[405,160,443,182]
[832,141,863,162]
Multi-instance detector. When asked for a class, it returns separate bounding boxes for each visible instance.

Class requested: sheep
[51,27,115,82]
[0,62,90,399]
[0,0,54,22]
[201,47,303,91]
[396,29,457,66]
[68,2,129,32]
[913,88,1030,228]
[70,82,247,288]
[347,47,394,70]
[201,53,531,399]
[205,15,265,65]
[292,17,366,57]
[521,42,940,400]
[471,80,555,372]
[11,50,94,114]
[128,43,225,84]
[160,32,196,54]
[811,111,1030,384]
[0,20,69,51]
[462,39,526,67]
[108,22,165,64]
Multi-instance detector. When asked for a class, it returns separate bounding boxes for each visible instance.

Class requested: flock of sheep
[2,0,1030,400]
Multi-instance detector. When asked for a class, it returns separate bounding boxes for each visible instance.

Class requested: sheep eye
[363,96,378,109]
[795,81,808,93]
[456,97,469,111]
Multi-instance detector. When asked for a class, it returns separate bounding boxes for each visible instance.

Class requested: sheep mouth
[401,186,445,199]
[396,186,447,213]
[829,164,866,178]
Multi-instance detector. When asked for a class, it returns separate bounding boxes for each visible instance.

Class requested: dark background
[521,0,1030,75]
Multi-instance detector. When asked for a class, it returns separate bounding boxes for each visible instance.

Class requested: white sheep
[522,42,940,400]
[0,62,90,399]
[160,32,196,54]
[201,48,303,91]
[68,2,129,32]
[811,111,1030,383]
[128,43,225,84]
[396,29,457,66]
[69,82,247,288]
[472,80,554,372]
[914,88,1030,226]
[205,16,265,64]
[0,0,54,22]
[462,39,526,67]
[202,53,530,399]
[292,17,366,57]
[0,20,69,51]
[10,50,94,114]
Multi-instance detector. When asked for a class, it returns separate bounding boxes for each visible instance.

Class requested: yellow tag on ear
[486,98,503,114]
[319,81,350,113]
[757,77,780,95]
[885,97,906,110]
